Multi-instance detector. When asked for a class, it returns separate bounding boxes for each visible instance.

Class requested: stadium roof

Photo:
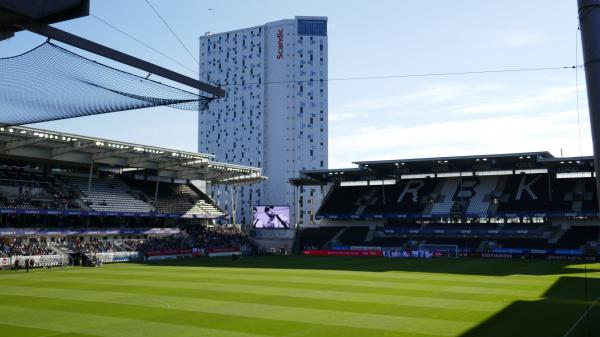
[0,126,264,184]
[292,151,595,185]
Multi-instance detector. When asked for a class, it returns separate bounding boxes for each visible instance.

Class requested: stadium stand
[0,166,81,210]
[0,126,263,268]
[314,174,598,219]
[298,226,344,250]
[60,174,154,213]
[292,152,600,257]
[124,178,225,216]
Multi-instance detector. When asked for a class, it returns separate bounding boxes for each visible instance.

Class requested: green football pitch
[0,256,599,337]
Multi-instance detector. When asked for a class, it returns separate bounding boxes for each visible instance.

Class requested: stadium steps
[52,242,75,254]
[488,176,508,214]
[123,179,224,217]
[119,241,135,251]
[364,226,376,242]
[465,176,499,215]
[53,175,91,210]
[184,184,226,216]
[315,183,337,217]
[61,174,155,213]
[548,226,569,244]
[114,242,131,252]
[323,227,347,248]
[570,180,586,212]
[49,244,70,255]
[430,178,460,215]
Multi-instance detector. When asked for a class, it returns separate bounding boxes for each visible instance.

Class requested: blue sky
[0,0,590,168]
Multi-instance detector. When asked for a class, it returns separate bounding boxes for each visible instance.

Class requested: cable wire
[143,0,203,70]
[90,14,199,77]
[216,65,577,87]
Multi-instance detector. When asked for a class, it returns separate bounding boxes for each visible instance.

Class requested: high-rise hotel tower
[199,17,328,225]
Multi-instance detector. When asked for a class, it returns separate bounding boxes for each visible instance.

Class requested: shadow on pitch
[460,276,600,337]
[140,255,599,276]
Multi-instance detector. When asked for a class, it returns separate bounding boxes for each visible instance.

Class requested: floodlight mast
[578,0,600,219]
[16,22,226,98]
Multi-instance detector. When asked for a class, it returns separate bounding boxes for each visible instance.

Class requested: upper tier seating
[0,168,80,210]
[124,179,224,216]
[317,175,599,218]
[60,174,154,213]
[298,227,343,250]
[336,226,369,246]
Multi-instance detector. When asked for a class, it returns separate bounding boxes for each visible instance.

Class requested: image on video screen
[252,205,290,229]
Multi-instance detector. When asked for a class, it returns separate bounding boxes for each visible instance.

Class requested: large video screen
[253,205,291,228]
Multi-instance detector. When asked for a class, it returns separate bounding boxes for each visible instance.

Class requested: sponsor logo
[481,253,513,259]
[303,250,383,257]
[276,28,284,59]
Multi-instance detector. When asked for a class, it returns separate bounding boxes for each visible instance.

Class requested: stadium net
[0,42,214,126]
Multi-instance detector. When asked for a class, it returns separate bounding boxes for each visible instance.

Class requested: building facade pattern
[199,17,328,225]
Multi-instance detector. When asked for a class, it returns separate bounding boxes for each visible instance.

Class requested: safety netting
[0,42,213,126]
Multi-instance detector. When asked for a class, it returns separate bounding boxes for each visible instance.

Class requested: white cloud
[488,29,552,48]
[329,109,592,168]
[452,86,579,115]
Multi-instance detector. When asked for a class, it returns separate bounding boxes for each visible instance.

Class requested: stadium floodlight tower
[0,0,225,98]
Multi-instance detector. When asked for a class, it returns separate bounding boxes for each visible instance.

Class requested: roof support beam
[127,152,172,166]
[158,158,208,169]
[0,137,44,152]
[176,167,210,177]
[51,140,96,157]
[17,22,226,97]
[91,148,132,161]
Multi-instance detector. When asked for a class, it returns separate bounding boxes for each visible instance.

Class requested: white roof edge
[295,16,328,20]
[11,125,215,159]
[199,24,263,39]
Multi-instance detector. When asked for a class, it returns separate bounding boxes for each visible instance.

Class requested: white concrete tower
[199,16,328,226]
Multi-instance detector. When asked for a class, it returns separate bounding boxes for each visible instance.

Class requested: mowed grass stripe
[0,305,276,337]
[0,283,491,323]
[56,263,556,288]
[1,257,599,337]
[0,297,459,337]
[0,322,66,337]
[30,269,544,299]
[14,270,543,302]
[54,267,550,292]
[117,260,573,285]
[141,256,595,282]
[1,274,508,311]
[0,289,475,336]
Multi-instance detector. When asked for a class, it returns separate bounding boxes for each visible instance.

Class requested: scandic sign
[303,250,383,257]
[276,28,284,59]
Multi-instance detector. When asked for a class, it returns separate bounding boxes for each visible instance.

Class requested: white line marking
[563,294,600,337]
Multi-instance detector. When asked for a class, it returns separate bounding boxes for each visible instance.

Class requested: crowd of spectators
[189,225,255,252]
[139,225,256,254]
[1,214,187,229]
[0,237,142,257]
[0,226,257,257]
[0,238,53,256]
[68,238,121,254]
[0,169,81,210]
[138,236,196,252]
[49,188,81,210]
